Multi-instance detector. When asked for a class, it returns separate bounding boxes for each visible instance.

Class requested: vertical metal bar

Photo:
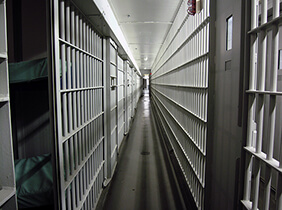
[52,0,65,207]
[66,0,73,134]
[65,1,74,179]
[80,17,84,126]
[246,36,257,148]
[86,24,90,122]
[70,6,77,175]
[243,150,254,200]
[267,0,279,158]
[124,61,128,133]
[83,21,87,124]
[76,13,81,128]
[89,33,93,121]
[95,35,97,87]
[115,47,119,153]
[252,158,260,210]
[60,0,68,136]
[78,131,81,165]
[256,0,267,154]
[90,53,94,121]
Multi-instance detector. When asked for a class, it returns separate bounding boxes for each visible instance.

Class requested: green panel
[9,58,48,83]
[15,154,53,208]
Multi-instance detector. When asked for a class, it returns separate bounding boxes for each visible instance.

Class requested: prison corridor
[96,90,186,210]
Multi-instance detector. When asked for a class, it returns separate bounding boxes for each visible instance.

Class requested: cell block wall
[242,0,282,209]
[54,0,104,209]
[150,0,210,209]
[117,55,125,148]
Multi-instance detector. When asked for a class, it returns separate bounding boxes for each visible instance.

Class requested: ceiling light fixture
[144,57,148,61]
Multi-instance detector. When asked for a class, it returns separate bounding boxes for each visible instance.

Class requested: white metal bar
[79,17,84,126]
[252,158,261,210]
[267,24,279,159]
[60,0,68,137]
[66,1,73,136]
[71,6,77,132]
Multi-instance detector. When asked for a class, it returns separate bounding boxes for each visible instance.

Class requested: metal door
[50,0,105,208]
[242,0,282,209]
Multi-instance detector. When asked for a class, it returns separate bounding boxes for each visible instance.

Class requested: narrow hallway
[97,90,186,210]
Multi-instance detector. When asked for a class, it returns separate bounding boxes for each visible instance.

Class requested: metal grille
[242,0,282,209]
[151,0,210,209]
[52,0,104,209]
[117,56,125,148]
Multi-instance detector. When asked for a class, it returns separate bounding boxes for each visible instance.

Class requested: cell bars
[126,63,133,128]
[117,55,125,148]
[242,0,282,210]
[150,0,209,209]
[53,0,104,209]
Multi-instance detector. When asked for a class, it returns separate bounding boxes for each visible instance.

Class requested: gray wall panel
[207,1,244,209]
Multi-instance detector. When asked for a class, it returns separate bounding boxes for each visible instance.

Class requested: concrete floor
[97,90,186,210]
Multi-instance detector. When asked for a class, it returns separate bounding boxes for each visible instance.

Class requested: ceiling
[108,0,182,71]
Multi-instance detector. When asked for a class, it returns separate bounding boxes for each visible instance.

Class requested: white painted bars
[53,0,105,209]
[242,0,282,209]
[150,1,210,209]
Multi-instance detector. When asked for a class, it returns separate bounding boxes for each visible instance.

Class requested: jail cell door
[117,56,125,148]
[50,0,105,209]
[109,39,118,173]
[242,0,282,209]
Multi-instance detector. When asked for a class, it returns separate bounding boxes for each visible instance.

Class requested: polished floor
[97,89,186,210]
